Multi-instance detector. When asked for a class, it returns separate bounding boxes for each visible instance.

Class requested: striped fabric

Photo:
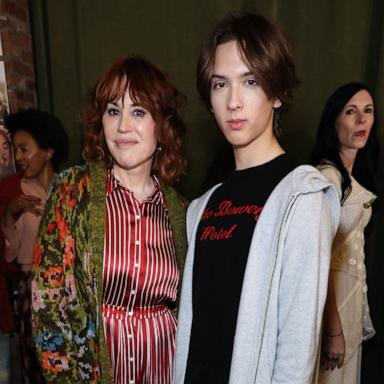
[102,169,179,384]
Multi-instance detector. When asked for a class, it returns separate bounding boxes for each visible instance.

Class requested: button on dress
[102,171,178,384]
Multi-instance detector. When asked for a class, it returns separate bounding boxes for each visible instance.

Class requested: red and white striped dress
[102,170,179,384]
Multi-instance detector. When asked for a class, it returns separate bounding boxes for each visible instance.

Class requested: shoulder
[157,177,189,215]
[266,165,340,229]
[316,163,342,198]
[161,184,187,210]
[317,163,341,181]
[52,164,89,186]
[48,164,92,205]
[277,165,334,194]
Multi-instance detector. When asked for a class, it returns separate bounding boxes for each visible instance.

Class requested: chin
[353,142,368,150]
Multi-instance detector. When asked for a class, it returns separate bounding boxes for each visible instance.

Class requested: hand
[4,194,43,223]
[320,331,345,371]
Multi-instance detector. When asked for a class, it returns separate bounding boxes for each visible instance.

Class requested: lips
[227,119,246,129]
[16,163,27,172]
[115,139,138,147]
[353,130,366,137]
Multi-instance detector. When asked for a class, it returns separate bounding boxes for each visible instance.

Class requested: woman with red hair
[32,56,187,384]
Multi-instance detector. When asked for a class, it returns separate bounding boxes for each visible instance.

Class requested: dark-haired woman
[32,56,187,383]
[311,83,377,384]
[0,108,69,383]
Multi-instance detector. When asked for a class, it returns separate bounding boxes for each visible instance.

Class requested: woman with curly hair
[0,108,69,384]
[32,56,187,384]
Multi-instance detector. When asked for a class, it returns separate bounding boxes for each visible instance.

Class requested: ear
[273,98,282,109]
[46,148,54,160]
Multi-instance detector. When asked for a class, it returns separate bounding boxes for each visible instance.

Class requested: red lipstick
[353,130,366,137]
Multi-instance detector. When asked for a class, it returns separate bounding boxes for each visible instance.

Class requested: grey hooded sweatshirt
[175,165,340,384]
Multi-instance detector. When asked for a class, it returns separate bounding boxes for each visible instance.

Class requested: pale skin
[102,88,158,203]
[321,89,374,371]
[3,130,55,252]
[210,40,284,170]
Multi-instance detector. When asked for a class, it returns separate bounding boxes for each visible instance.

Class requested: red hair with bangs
[83,56,186,185]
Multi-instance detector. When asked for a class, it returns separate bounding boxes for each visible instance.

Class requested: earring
[157,145,162,152]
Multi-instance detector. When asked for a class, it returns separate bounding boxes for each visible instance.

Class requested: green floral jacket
[31,162,187,383]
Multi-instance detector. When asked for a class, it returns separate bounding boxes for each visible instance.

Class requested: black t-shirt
[185,154,299,384]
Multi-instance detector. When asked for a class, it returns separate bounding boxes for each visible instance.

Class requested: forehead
[12,130,37,145]
[213,40,251,75]
[110,88,135,105]
[105,76,129,101]
[346,89,373,106]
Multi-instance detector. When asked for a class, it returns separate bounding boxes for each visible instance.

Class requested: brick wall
[0,0,36,112]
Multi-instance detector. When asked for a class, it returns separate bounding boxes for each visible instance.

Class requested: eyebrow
[211,71,254,80]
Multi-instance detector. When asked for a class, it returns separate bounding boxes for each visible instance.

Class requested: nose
[14,148,22,162]
[227,85,242,111]
[117,113,134,133]
[357,111,366,125]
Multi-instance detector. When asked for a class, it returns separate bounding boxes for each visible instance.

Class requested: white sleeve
[186,198,200,244]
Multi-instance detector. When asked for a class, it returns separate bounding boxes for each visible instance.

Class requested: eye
[365,107,374,114]
[211,81,226,90]
[132,108,146,117]
[106,106,120,116]
[14,146,26,155]
[245,78,258,86]
[345,108,355,115]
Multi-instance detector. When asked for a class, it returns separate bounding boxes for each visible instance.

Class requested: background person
[0,128,14,178]
[0,108,69,384]
[311,82,378,384]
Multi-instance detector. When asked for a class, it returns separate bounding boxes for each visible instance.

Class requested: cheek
[147,131,157,151]
[102,118,112,141]
[29,152,45,166]
[335,118,348,137]
[366,116,374,132]
[142,121,157,146]
[210,94,224,115]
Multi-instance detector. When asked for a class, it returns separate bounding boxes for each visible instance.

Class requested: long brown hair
[83,56,186,185]
[197,12,299,135]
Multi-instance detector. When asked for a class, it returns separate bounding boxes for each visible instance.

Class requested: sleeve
[186,198,199,244]
[272,188,340,383]
[31,171,82,382]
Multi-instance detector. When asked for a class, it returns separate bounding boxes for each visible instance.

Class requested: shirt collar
[106,167,166,207]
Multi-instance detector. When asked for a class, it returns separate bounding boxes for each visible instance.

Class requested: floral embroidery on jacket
[32,165,103,383]
[31,163,186,383]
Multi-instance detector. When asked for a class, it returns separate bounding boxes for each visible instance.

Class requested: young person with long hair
[175,12,340,384]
